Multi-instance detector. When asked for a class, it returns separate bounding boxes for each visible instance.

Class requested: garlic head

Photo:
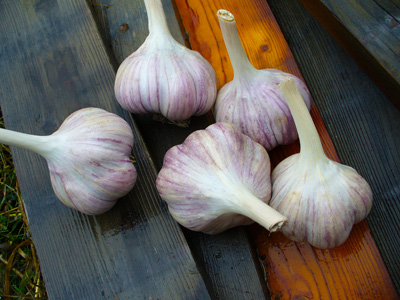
[47,108,137,215]
[215,10,312,150]
[156,122,287,234]
[114,0,217,121]
[0,107,137,215]
[269,79,373,249]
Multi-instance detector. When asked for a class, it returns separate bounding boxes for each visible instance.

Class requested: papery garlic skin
[0,107,137,215]
[215,70,311,150]
[215,10,312,151]
[114,0,217,121]
[46,108,137,215]
[156,122,287,234]
[271,156,372,249]
[269,78,373,249]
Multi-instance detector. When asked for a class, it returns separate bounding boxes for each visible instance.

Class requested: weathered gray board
[0,1,211,299]
[269,0,400,292]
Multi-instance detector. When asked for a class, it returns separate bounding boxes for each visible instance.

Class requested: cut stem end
[269,220,286,232]
[236,190,288,233]
[217,9,235,22]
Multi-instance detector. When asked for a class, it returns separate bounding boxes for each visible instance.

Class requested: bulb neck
[234,188,287,232]
[0,128,53,157]
[145,0,172,38]
[279,79,327,163]
[217,10,258,82]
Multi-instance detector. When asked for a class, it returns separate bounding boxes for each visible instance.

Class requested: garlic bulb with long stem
[0,108,137,215]
[114,0,217,121]
[215,10,312,151]
[156,122,287,234]
[269,78,373,249]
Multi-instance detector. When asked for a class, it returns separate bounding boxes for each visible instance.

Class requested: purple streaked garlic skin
[114,0,217,121]
[271,157,373,249]
[156,122,287,234]
[215,70,312,150]
[47,108,137,215]
[269,78,373,249]
[0,108,137,215]
[215,9,312,151]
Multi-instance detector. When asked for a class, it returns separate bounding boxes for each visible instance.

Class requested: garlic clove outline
[114,0,217,121]
[0,107,137,215]
[215,9,312,151]
[156,122,287,234]
[269,78,373,249]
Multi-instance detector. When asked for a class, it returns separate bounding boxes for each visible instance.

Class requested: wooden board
[299,0,400,110]
[173,0,400,298]
[268,0,400,294]
[1,0,399,298]
[0,1,211,299]
[90,0,269,298]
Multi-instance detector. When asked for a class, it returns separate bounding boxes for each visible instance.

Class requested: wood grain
[0,1,211,299]
[299,0,400,109]
[173,0,399,298]
[90,0,270,298]
[269,0,400,294]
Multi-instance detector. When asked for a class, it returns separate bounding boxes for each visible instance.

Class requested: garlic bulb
[114,0,217,121]
[269,78,373,249]
[215,10,312,151]
[0,108,137,215]
[156,122,287,234]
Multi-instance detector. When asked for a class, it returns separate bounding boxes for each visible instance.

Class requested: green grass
[0,113,47,299]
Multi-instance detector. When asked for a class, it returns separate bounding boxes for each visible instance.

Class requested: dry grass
[0,114,47,299]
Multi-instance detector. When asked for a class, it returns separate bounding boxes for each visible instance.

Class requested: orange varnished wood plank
[173,0,398,298]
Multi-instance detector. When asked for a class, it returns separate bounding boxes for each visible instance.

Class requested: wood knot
[260,44,270,52]
[120,24,129,33]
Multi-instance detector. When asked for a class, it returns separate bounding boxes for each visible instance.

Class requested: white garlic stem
[232,188,287,232]
[0,128,54,157]
[145,0,171,37]
[279,78,327,163]
[217,9,258,81]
